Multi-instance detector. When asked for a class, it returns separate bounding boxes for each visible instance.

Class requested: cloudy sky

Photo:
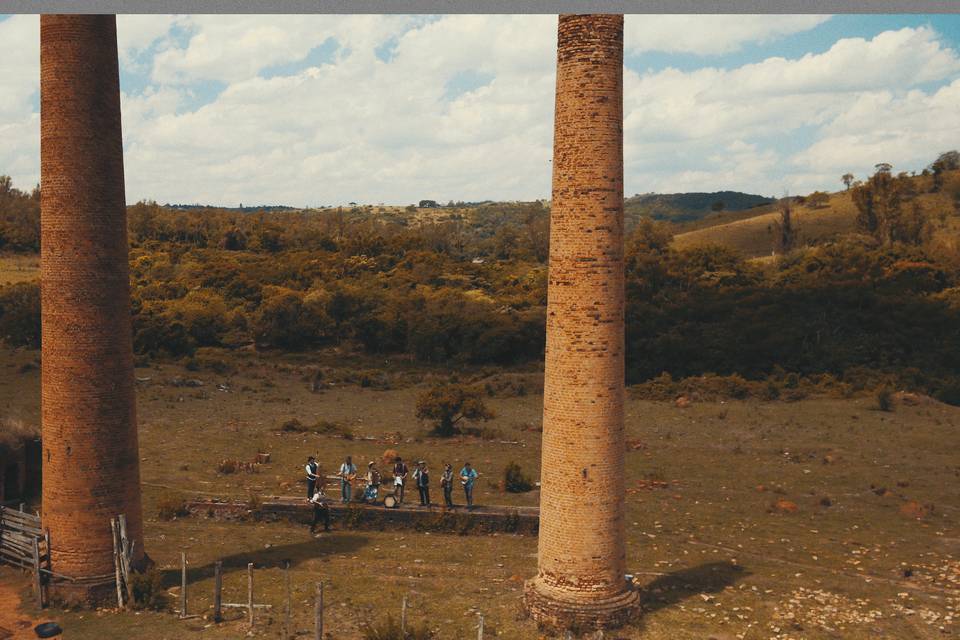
[1,13,959,207]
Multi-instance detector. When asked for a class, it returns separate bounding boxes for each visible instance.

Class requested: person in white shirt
[338,456,357,503]
[305,456,319,499]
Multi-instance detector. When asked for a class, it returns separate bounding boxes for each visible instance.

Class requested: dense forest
[1,153,960,401]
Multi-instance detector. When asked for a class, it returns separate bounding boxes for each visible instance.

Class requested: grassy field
[672,175,959,259]
[0,252,38,285]
[1,346,958,639]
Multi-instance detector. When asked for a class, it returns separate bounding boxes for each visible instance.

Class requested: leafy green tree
[415,383,494,437]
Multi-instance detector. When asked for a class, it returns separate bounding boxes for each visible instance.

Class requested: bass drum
[383,494,398,509]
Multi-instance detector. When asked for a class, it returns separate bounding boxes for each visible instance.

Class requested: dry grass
[673,184,958,258]
[0,253,39,285]
[1,346,958,638]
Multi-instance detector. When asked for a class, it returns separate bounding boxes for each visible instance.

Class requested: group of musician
[304,454,480,533]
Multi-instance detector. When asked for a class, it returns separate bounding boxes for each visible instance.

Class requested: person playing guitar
[338,455,358,503]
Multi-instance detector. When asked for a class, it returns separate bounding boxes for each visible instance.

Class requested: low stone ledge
[186,496,539,536]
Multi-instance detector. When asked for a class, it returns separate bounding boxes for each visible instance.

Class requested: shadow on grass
[637,561,750,615]
[160,533,370,588]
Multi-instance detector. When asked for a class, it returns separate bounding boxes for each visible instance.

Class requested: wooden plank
[0,508,41,527]
[118,515,134,605]
[111,518,124,609]
[0,520,44,536]
[31,538,42,607]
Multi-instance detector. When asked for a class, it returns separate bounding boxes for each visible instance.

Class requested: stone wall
[40,14,145,605]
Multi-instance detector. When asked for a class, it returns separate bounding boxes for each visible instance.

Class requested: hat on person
[368,461,375,467]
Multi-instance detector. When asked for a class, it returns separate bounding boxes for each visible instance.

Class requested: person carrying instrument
[413,460,430,506]
[363,461,381,504]
[460,461,479,510]
[393,456,409,504]
[338,455,357,503]
[440,462,455,508]
[305,456,319,499]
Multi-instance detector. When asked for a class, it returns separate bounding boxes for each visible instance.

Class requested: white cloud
[1,15,959,204]
[625,15,830,55]
[0,15,39,190]
[624,27,960,195]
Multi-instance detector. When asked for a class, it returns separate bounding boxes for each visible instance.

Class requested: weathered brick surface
[40,14,145,605]
[525,14,638,630]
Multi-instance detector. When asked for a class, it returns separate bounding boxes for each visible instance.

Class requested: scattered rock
[900,501,930,520]
[772,499,798,513]
[674,395,691,408]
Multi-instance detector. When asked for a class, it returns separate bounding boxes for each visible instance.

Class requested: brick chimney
[40,14,146,605]
[524,14,639,631]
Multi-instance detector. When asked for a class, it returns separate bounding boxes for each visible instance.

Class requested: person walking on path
[338,455,357,503]
[460,462,479,510]
[305,456,319,499]
[440,463,455,508]
[414,460,431,506]
[309,483,330,533]
[393,456,409,504]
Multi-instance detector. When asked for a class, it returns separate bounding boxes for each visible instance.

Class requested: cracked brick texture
[526,14,638,630]
[40,14,145,604]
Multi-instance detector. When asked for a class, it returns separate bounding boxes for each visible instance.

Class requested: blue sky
[1,14,959,206]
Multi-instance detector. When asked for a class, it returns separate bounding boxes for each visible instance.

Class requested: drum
[384,494,398,509]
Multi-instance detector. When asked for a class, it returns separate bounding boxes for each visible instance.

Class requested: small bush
[877,386,895,412]
[361,614,434,640]
[129,567,167,611]
[156,492,188,521]
[277,418,353,439]
[217,459,238,474]
[504,461,533,493]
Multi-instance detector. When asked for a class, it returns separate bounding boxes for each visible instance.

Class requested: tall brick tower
[40,14,146,604]
[524,14,638,631]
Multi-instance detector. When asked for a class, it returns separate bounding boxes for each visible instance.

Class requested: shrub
[217,459,238,474]
[877,386,895,412]
[129,567,167,611]
[361,614,434,640]
[0,282,40,348]
[415,383,494,437]
[504,461,533,493]
[156,492,188,521]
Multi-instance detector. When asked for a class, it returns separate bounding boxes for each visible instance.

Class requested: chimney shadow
[159,533,370,588]
[636,561,750,616]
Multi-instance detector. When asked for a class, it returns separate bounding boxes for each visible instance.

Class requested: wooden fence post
[31,537,42,607]
[213,561,223,623]
[401,596,407,634]
[477,613,484,640]
[247,562,254,627]
[42,529,51,605]
[284,561,291,640]
[110,518,123,608]
[118,515,134,604]
[314,582,323,640]
[180,551,187,618]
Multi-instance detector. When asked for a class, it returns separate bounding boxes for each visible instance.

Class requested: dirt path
[0,579,46,640]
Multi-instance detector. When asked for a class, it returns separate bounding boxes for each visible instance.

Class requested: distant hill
[672,170,960,259]
[164,204,300,213]
[625,190,775,227]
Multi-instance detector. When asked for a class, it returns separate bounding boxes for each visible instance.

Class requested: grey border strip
[3,0,959,13]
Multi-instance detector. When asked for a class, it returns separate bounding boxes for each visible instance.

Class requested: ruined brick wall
[525,14,638,630]
[40,14,145,604]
